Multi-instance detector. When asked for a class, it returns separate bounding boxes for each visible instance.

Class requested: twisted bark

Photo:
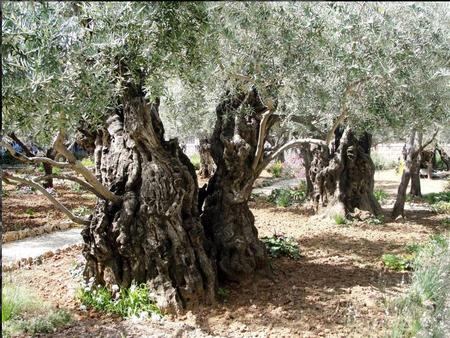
[82,82,216,312]
[310,127,382,218]
[300,143,314,197]
[201,88,270,282]
[197,138,215,179]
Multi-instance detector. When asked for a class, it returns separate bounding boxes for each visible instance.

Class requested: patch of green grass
[333,213,347,225]
[261,234,301,260]
[267,160,283,178]
[2,284,39,322]
[78,282,161,318]
[387,235,450,337]
[374,189,389,203]
[80,157,95,167]
[189,154,200,170]
[2,283,71,338]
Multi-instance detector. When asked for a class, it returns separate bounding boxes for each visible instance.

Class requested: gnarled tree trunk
[43,148,56,188]
[310,127,382,218]
[82,82,216,312]
[410,132,422,196]
[300,143,314,197]
[392,131,416,219]
[201,88,270,282]
[197,138,215,179]
[436,146,450,170]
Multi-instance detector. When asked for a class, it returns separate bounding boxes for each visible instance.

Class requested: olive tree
[2,2,221,311]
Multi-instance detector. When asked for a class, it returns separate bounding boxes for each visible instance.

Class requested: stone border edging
[2,243,83,272]
[2,221,81,243]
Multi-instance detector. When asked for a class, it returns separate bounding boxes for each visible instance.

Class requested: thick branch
[8,133,35,157]
[1,140,71,168]
[2,172,90,225]
[325,76,375,144]
[53,132,122,204]
[260,138,327,172]
[252,109,272,171]
[414,130,439,159]
[34,174,103,199]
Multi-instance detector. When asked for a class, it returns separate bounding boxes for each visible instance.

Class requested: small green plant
[81,157,95,167]
[2,283,71,338]
[374,189,388,203]
[268,184,308,207]
[423,191,450,204]
[382,253,414,271]
[37,163,45,173]
[382,235,447,272]
[52,166,62,175]
[78,281,161,318]
[71,182,83,192]
[367,215,385,225]
[405,194,414,203]
[267,160,283,178]
[217,287,230,302]
[275,189,291,207]
[72,206,92,217]
[405,243,421,255]
[441,218,450,228]
[261,233,301,259]
[431,201,450,214]
[18,310,72,335]
[25,208,34,216]
[333,213,347,225]
[2,285,36,322]
[189,154,201,170]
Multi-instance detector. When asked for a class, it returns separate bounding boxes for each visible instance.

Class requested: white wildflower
[151,313,162,321]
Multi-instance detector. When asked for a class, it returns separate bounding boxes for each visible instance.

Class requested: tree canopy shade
[3,2,449,143]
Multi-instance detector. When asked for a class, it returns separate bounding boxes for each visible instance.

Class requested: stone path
[2,227,83,263]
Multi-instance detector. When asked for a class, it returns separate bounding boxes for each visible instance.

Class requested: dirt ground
[3,171,449,337]
[2,180,96,234]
